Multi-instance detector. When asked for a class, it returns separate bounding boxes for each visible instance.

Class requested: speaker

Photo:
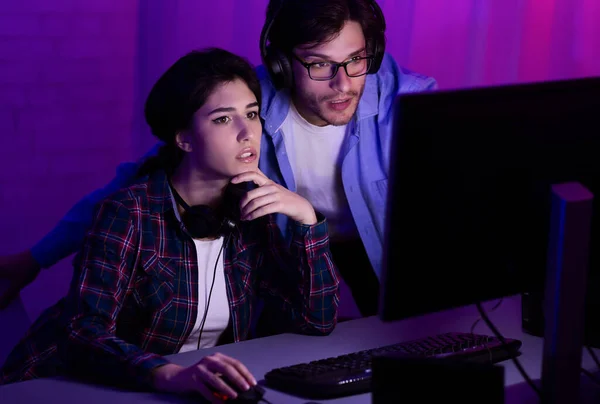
[372,353,505,404]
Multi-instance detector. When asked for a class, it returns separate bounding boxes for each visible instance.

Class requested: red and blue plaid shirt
[0,169,339,388]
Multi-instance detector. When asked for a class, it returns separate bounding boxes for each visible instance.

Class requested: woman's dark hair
[265,0,385,55]
[138,47,261,177]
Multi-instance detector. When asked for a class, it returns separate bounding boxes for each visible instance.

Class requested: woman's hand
[231,170,317,225]
[152,352,257,402]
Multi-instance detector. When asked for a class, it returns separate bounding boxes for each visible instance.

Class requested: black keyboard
[264,332,522,399]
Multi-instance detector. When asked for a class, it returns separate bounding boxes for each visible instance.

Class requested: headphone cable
[197,232,233,350]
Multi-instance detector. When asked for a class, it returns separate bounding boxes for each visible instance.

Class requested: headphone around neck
[169,180,256,239]
[259,0,386,90]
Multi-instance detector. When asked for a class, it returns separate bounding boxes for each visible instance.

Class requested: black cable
[475,305,600,392]
[197,232,233,350]
[470,299,504,363]
[470,298,503,335]
[475,302,542,397]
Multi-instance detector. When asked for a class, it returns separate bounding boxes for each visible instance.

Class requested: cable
[471,301,600,393]
[470,298,503,335]
[197,232,233,350]
[475,302,541,397]
[470,299,504,363]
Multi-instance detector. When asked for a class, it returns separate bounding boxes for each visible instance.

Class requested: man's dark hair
[265,0,385,55]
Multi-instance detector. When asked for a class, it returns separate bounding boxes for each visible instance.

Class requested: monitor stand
[541,182,593,404]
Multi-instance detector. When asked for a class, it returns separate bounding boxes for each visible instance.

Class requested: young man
[0,0,436,318]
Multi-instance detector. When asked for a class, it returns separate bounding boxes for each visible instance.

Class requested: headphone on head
[169,180,256,239]
[259,0,386,89]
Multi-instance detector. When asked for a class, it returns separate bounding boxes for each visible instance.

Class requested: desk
[1,295,599,403]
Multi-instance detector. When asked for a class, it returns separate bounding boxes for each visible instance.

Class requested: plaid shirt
[0,170,339,388]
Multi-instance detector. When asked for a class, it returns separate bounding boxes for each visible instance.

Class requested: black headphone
[259,0,387,89]
[169,180,256,239]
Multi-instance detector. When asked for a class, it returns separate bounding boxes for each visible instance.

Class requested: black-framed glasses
[291,53,374,80]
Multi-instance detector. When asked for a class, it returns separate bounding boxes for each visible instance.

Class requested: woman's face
[178,78,262,180]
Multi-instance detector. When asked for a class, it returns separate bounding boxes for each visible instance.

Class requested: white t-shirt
[280,103,363,319]
[169,193,231,352]
[280,103,359,241]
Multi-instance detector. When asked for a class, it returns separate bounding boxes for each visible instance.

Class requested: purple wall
[0,0,138,320]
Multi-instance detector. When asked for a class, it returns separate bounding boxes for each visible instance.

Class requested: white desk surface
[1,295,599,403]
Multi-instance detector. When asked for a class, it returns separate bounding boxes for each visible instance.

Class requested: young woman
[0,48,339,402]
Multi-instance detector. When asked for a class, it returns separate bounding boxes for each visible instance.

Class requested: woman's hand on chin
[231,170,317,225]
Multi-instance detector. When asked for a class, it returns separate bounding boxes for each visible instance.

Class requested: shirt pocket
[229,248,255,305]
[132,252,175,315]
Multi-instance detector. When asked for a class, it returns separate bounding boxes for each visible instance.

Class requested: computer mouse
[231,385,265,403]
[211,383,265,403]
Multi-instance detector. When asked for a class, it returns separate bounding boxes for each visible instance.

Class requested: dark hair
[138,48,261,176]
[265,0,385,55]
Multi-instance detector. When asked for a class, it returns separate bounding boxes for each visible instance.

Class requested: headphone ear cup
[368,37,385,74]
[367,0,386,75]
[182,206,221,239]
[278,50,293,89]
[266,45,293,89]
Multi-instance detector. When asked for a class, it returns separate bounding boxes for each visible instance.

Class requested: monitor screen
[379,77,600,322]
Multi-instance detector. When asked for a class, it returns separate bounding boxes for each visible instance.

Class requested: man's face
[291,20,368,127]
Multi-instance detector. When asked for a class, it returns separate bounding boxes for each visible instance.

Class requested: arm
[0,144,162,310]
[230,170,339,336]
[58,197,169,389]
[257,213,340,336]
[30,143,162,269]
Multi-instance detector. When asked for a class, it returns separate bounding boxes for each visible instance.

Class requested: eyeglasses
[291,53,374,81]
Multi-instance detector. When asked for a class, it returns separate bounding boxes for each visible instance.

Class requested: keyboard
[264,332,522,399]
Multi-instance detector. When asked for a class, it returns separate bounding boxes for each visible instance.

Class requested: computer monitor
[379,76,600,325]
[379,76,600,402]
